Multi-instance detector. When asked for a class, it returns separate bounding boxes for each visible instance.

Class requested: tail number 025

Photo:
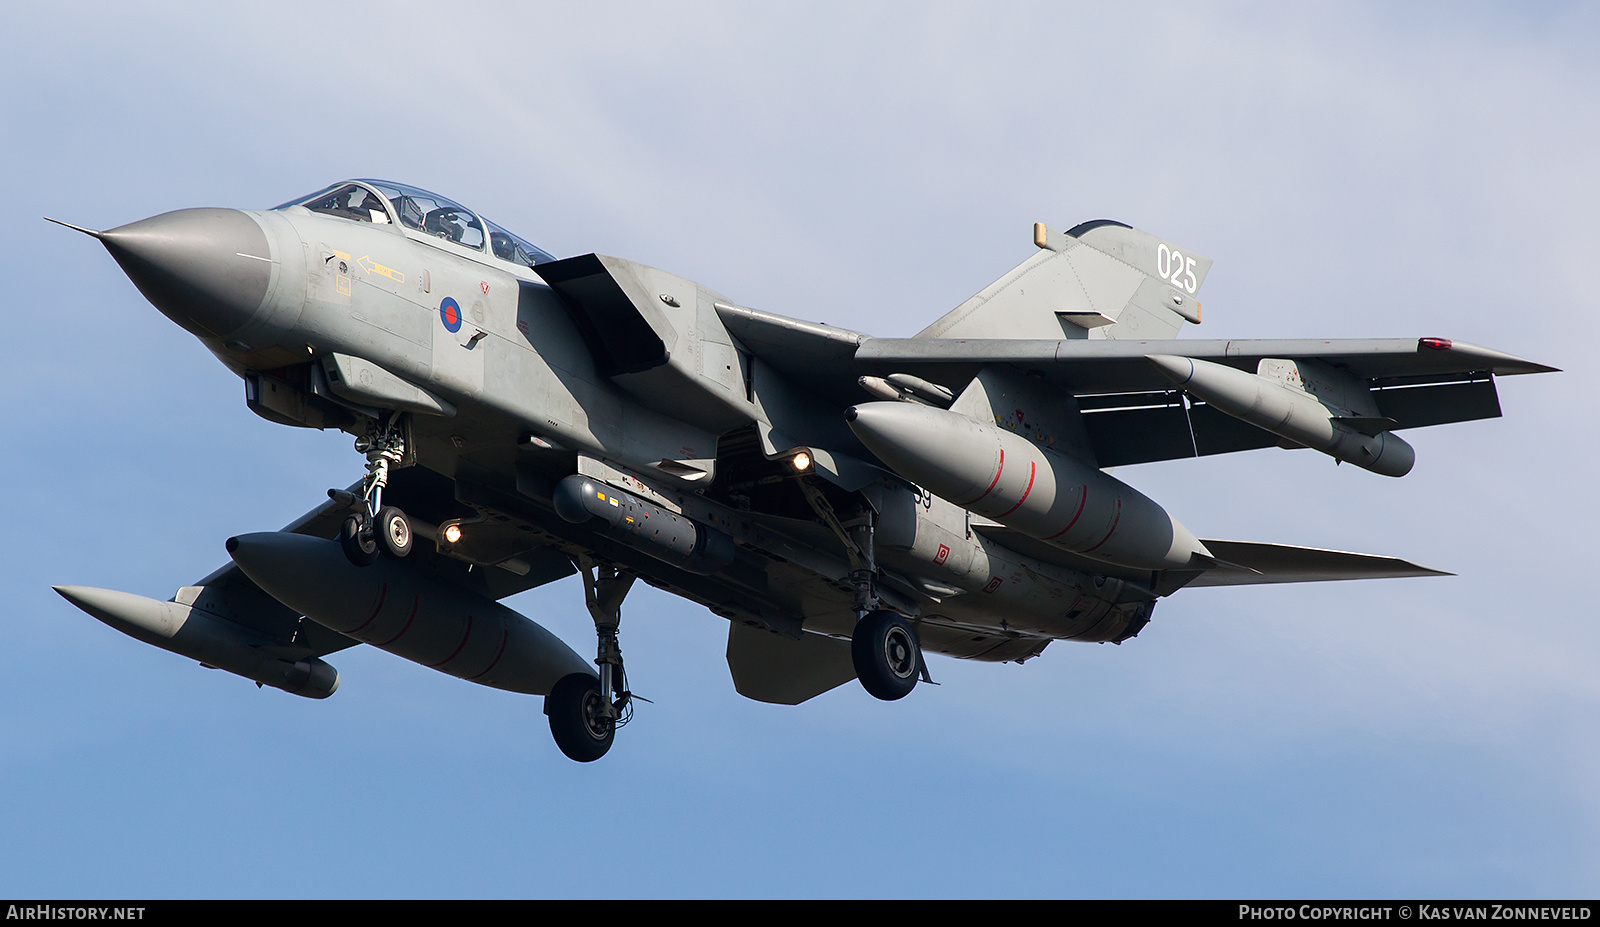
[1156,243,1197,294]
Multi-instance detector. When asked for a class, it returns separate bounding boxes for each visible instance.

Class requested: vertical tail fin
[917,220,1212,341]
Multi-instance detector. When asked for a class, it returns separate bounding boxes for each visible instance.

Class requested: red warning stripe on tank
[375,596,420,645]
[1081,499,1123,553]
[957,448,1004,507]
[351,582,388,633]
[1043,486,1089,541]
[428,615,474,668]
[994,460,1036,519]
[466,629,511,682]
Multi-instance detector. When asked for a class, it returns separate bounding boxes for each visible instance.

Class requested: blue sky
[2,2,1595,898]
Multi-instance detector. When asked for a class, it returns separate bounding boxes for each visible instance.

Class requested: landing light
[791,451,812,472]
[443,524,463,544]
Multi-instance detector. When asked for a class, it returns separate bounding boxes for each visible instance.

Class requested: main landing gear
[338,419,414,567]
[839,510,927,702]
[796,482,929,702]
[545,559,637,762]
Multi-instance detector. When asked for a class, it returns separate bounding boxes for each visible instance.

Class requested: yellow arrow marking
[357,255,405,283]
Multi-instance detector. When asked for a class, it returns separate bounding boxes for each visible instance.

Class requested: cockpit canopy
[279,180,556,268]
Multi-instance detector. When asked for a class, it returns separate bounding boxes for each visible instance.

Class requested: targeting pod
[553,474,735,575]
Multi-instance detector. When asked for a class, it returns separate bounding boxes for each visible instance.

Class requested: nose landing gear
[338,418,414,567]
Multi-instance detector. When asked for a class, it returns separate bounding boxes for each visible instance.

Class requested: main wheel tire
[376,506,414,559]
[339,513,379,567]
[851,610,921,701]
[545,673,615,762]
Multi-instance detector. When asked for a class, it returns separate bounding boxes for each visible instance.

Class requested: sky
[2,1,1596,899]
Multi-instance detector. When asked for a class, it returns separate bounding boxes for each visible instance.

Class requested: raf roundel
[439,296,462,333]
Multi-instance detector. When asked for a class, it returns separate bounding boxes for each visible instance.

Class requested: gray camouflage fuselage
[55,181,1553,710]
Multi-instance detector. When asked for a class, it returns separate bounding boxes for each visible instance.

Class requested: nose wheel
[339,510,380,566]
[376,505,413,557]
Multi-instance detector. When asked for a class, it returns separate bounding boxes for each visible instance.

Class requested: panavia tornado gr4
[49,180,1554,761]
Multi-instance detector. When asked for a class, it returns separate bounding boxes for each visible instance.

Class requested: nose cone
[99,208,271,338]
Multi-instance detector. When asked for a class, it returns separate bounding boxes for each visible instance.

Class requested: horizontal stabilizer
[1185,540,1450,587]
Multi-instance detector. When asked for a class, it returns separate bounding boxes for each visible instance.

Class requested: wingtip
[1427,339,1560,376]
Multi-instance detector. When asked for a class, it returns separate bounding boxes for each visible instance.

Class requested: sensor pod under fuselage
[553,475,735,575]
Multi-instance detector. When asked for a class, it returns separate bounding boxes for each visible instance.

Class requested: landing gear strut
[338,417,413,567]
[841,511,925,701]
[546,559,637,762]
[796,487,929,701]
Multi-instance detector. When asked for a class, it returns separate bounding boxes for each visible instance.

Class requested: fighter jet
[49,180,1555,761]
